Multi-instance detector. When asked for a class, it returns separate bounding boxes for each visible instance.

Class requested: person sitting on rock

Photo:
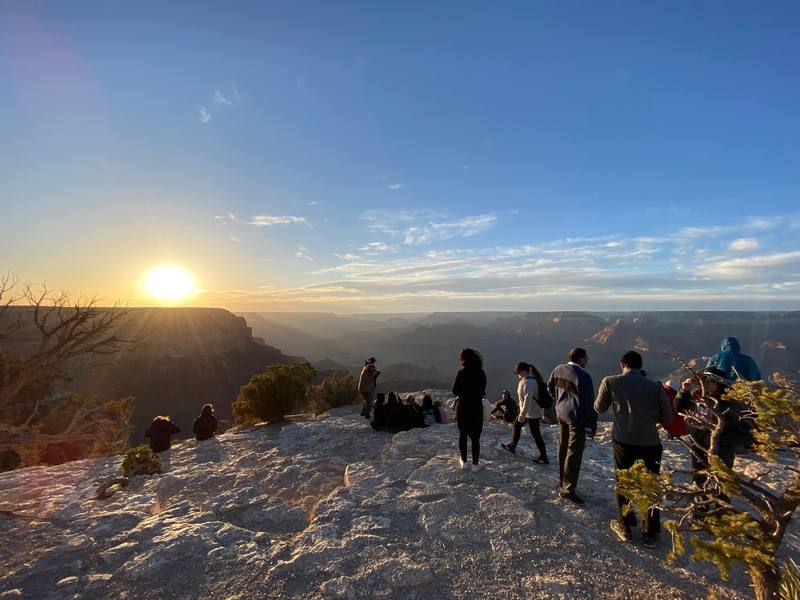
[384,392,405,433]
[192,404,218,441]
[420,394,442,426]
[145,415,181,453]
[435,399,451,424]
[370,393,387,431]
[490,390,519,423]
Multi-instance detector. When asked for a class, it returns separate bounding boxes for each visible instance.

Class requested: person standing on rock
[547,347,597,506]
[358,357,380,419]
[452,348,487,471]
[594,351,673,547]
[144,415,181,453]
[192,404,218,441]
[501,362,548,464]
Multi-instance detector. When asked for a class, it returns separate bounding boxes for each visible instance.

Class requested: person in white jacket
[501,362,549,464]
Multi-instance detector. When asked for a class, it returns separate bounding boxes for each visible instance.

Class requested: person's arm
[451,370,464,397]
[547,369,556,400]
[657,386,673,427]
[675,380,696,413]
[593,378,611,415]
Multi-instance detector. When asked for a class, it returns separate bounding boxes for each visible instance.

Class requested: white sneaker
[470,463,481,472]
[459,459,468,470]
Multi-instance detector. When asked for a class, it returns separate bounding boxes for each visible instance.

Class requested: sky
[1,1,799,312]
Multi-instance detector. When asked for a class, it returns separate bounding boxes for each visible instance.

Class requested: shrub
[233,362,316,425]
[308,372,360,415]
[121,444,162,477]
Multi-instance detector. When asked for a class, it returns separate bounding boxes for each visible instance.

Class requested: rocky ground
[1,394,797,600]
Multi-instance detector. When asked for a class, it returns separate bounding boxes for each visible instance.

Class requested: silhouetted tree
[308,372,360,415]
[0,274,138,469]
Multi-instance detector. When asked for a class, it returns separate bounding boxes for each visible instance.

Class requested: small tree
[617,369,800,600]
[97,444,162,499]
[232,362,315,425]
[308,372,360,415]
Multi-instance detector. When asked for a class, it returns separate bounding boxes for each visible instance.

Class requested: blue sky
[1,1,799,311]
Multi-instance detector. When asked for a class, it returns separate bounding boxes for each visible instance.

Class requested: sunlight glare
[142,264,196,304]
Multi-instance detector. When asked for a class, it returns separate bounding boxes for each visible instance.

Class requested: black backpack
[531,373,554,409]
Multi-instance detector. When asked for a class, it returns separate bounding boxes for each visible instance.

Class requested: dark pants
[690,429,737,503]
[558,421,585,494]
[457,403,483,465]
[613,440,663,536]
[360,391,373,418]
[509,418,547,459]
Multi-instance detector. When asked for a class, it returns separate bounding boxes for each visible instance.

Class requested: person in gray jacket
[594,351,673,548]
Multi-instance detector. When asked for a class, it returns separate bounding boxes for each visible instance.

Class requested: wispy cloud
[359,241,398,254]
[214,213,310,227]
[729,238,759,252]
[403,213,499,245]
[198,107,211,124]
[230,236,243,243]
[214,90,233,106]
[296,244,313,261]
[387,183,406,190]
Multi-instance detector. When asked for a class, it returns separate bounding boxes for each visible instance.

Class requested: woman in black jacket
[452,348,487,471]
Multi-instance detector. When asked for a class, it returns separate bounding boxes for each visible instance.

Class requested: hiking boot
[532,455,549,464]
[501,443,516,455]
[610,520,633,543]
[642,534,659,548]
[559,491,585,506]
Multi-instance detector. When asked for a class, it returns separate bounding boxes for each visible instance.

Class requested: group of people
[359,336,762,549]
[143,403,219,453]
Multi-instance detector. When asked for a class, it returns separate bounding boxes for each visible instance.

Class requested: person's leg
[471,418,483,465]
[360,391,370,417]
[613,441,638,528]
[528,418,548,461]
[642,444,663,537]
[506,420,523,451]
[558,421,569,488]
[458,429,468,463]
[563,424,586,495]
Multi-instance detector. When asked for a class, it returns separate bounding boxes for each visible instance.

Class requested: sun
[142,264,197,304]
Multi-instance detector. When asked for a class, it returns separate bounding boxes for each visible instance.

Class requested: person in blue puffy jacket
[706,337,762,381]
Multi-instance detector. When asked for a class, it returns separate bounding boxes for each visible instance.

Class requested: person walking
[358,357,380,419]
[452,348,487,472]
[547,347,597,505]
[594,351,673,548]
[502,362,548,464]
[192,404,218,441]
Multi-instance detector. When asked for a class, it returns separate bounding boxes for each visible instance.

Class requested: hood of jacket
[720,337,741,354]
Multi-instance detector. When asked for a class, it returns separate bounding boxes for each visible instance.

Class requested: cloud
[214,90,233,106]
[249,215,309,227]
[230,236,243,243]
[359,242,397,253]
[214,213,310,227]
[198,107,211,124]
[729,238,759,252]
[387,183,405,190]
[296,244,313,261]
[696,251,800,280]
[403,213,499,245]
[296,79,305,93]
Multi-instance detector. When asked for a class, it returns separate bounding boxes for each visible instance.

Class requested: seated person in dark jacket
[420,394,442,426]
[490,390,519,423]
[370,393,387,431]
[145,416,180,453]
[384,392,405,433]
[192,404,218,441]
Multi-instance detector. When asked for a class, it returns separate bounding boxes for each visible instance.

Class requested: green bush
[121,444,162,477]
[233,362,316,425]
[308,372,360,415]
